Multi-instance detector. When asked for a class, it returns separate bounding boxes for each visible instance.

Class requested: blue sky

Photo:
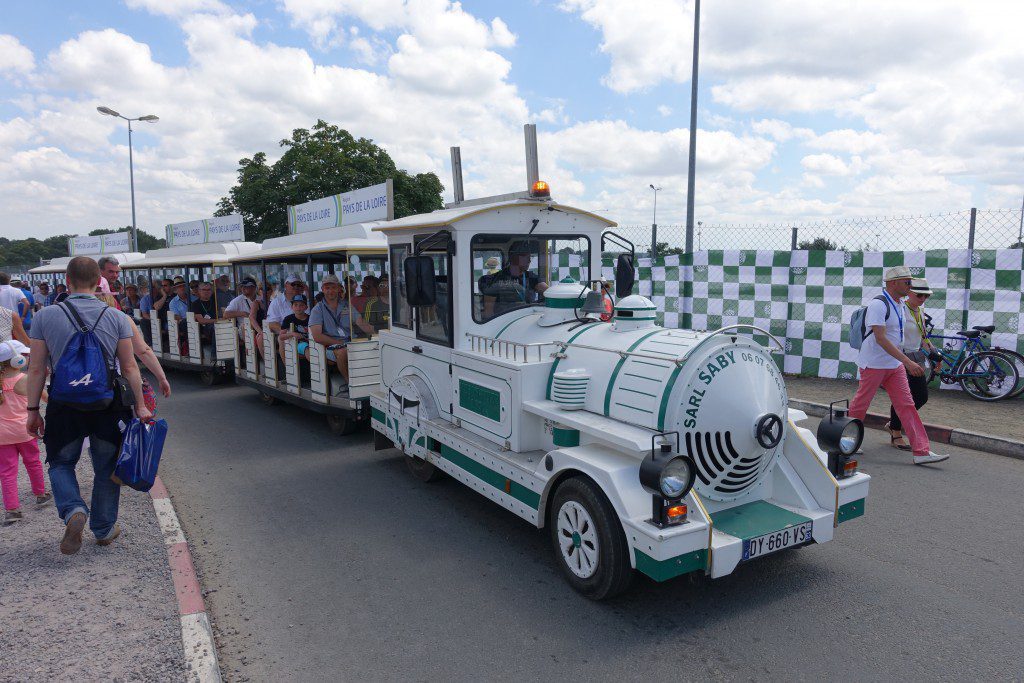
[1,0,1021,247]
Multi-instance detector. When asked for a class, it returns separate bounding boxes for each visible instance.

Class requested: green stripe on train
[438,444,540,510]
[634,548,707,582]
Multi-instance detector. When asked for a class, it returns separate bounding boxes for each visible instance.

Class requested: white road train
[371,183,870,599]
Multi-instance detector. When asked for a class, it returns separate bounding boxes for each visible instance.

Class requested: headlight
[838,422,862,456]
[660,458,693,498]
[816,400,863,479]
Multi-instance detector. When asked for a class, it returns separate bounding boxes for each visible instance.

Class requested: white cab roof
[371,199,616,233]
[29,252,145,275]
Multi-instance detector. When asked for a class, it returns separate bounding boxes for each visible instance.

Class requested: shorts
[297,341,309,356]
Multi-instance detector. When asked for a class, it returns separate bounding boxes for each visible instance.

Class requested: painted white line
[153,496,187,546]
[180,612,223,683]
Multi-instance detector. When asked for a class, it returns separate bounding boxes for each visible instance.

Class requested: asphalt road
[157,370,1024,682]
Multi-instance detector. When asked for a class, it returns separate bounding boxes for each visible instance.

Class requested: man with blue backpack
[848,265,948,466]
[24,256,152,555]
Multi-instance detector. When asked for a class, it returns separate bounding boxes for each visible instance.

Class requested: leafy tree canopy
[797,237,843,251]
[0,228,164,268]
[216,120,444,243]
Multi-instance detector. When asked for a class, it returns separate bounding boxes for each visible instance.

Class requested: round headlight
[659,457,694,499]
[838,421,863,456]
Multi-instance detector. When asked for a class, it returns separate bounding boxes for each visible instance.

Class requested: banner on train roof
[67,231,132,256]
[287,179,394,234]
[165,214,245,246]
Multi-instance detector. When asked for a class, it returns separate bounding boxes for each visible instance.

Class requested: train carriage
[370,183,870,599]
[28,252,144,286]
[120,241,261,384]
[228,221,389,435]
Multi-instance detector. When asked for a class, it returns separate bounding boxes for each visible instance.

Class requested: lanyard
[882,291,903,340]
[196,299,214,317]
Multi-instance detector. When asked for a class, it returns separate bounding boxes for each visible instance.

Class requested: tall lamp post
[97,106,159,252]
[684,0,701,254]
[650,184,662,258]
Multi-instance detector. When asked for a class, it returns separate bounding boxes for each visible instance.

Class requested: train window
[415,251,451,346]
[470,234,590,323]
[389,244,412,329]
[347,254,389,336]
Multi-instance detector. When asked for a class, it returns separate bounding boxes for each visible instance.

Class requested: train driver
[479,241,549,318]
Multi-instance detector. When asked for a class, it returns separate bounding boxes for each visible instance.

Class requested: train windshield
[470,234,590,323]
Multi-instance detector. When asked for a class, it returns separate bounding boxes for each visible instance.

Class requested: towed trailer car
[228,223,388,435]
[121,241,261,385]
[28,252,145,286]
[370,182,870,599]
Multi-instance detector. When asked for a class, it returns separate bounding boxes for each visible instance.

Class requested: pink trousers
[0,440,46,511]
[850,366,930,456]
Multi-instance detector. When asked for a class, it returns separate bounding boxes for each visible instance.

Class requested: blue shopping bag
[112,418,169,492]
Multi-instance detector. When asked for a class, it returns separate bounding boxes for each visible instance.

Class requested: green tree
[654,241,687,256]
[217,120,444,243]
[797,237,843,250]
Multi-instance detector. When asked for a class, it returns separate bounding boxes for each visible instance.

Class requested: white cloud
[656,105,672,117]
[800,153,867,177]
[750,118,813,143]
[0,35,35,75]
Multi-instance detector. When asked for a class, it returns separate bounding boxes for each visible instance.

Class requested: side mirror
[404,255,436,306]
[615,253,635,298]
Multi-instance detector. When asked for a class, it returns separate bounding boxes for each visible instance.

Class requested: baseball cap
[883,265,913,281]
[484,256,500,273]
[173,276,186,286]
[240,276,257,287]
[291,294,309,304]
[0,340,30,362]
[10,278,22,286]
[321,274,341,286]
[285,274,301,284]
[909,278,932,295]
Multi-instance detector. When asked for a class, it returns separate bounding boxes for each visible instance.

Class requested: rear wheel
[548,476,632,600]
[959,351,1019,401]
[325,414,359,435]
[259,392,278,407]
[994,348,1024,399]
[200,370,223,386]
[405,455,444,482]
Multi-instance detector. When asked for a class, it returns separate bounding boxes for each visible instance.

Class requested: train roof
[29,252,145,275]
[125,241,261,269]
[230,222,387,262]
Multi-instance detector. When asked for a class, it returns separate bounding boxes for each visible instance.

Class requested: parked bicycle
[925,325,1021,401]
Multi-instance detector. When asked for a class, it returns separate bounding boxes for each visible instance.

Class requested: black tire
[959,351,1019,401]
[405,455,444,482]
[548,476,633,600]
[200,370,223,386]
[994,349,1024,399]
[259,392,278,407]
[325,414,360,435]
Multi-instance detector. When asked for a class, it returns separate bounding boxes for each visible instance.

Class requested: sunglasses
[913,293,930,299]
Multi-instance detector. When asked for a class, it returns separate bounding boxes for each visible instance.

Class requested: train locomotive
[366,183,869,599]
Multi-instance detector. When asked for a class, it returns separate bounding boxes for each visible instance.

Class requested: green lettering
[726,351,735,364]
[716,354,729,369]
[699,371,712,385]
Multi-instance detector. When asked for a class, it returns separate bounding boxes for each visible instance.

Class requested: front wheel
[994,349,1024,399]
[548,476,632,600]
[405,455,444,482]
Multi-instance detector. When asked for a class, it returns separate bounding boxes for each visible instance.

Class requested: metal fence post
[961,208,977,331]
[791,227,798,250]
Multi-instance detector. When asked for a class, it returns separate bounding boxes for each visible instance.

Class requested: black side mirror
[404,255,436,306]
[615,253,635,298]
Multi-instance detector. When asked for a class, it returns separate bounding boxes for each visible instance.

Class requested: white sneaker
[914,452,949,465]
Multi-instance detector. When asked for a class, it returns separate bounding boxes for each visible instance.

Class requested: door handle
[412,346,423,354]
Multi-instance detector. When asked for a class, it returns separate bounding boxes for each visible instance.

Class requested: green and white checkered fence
[614,248,1023,384]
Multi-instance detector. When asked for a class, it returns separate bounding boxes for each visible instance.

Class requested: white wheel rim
[556,501,599,579]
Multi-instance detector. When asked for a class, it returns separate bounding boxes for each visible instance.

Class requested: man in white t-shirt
[849,265,948,465]
[266,275,307,334]
[224,277,258,334]
[0,272,29,319]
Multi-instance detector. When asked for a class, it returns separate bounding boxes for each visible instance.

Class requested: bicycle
[963,324,1024,399]
[925,328,1020,401]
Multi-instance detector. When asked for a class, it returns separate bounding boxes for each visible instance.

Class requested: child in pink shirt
[0,341,50,524]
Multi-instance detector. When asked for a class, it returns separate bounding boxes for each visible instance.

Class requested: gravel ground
[784,374,1024,442]
[0,447,187,682]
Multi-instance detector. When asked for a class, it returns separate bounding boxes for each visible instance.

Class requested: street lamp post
[684,0,701,254]
[650,184,661,258]
[97,106,159,252]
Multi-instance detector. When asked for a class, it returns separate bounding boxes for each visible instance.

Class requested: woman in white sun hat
[886,278,936,450]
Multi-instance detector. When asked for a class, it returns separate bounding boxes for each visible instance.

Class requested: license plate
[742,521,813,561]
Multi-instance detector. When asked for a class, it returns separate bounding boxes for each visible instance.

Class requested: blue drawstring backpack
[50,301,115,410]
[112,418,168,492]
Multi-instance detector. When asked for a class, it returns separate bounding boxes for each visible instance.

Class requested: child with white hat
[0,340,50,524]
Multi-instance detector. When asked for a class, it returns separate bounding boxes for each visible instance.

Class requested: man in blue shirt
[12,278,34,331]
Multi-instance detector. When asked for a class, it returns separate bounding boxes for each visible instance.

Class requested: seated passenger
[480,243,549,318]
[357,276,389,331]
[169,277,191,353]
[308,274,375,389]
[277,294,310,363]
[190,282,218,356]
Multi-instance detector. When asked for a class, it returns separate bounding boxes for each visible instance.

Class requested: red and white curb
[150,476,222,682]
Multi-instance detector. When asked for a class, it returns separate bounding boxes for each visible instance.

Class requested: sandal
[885,422,911,451]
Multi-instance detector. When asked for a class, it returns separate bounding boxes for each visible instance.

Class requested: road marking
[150,476,222,682]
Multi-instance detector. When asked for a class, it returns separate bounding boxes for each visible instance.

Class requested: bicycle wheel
[959,351,1020,401]
[993,348,1024,399]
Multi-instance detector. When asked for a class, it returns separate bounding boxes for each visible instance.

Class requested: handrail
[679,324,785,364]
[464,332,557,363]
[554,341,688,365]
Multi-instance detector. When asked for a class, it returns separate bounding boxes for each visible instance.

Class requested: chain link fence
[613,207,1024,254]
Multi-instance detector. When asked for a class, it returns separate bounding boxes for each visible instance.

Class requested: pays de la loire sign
[288,180,394,234]
[165,214,245,246]
[68,231,131,256]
